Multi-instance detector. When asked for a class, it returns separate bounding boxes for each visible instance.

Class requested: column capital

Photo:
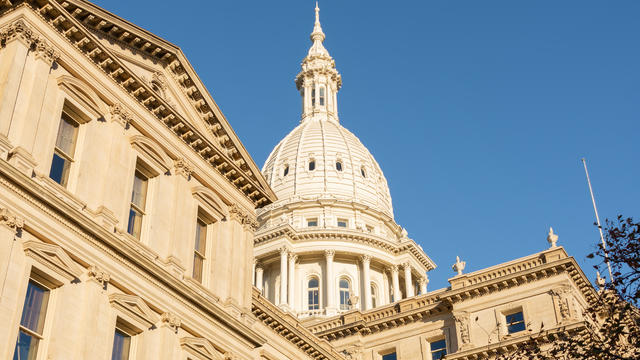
[33,38,59,66]
[402,261,412,270]
[359,254,371,265]
[418,274,429,286]
[386,264,398,274]
[324,249,335,259]
[279,246,289,256]
[0,20,36,47]
[289,253,298,263]
[255,264,264,272]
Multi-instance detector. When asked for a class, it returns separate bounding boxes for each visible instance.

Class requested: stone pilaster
[288,253,297,308]
[403,262,414,298]
[279,246,288,309]
[325,249,336,314]
[255,263,264,291]
[388,265,400,302]
[360,255,371,310]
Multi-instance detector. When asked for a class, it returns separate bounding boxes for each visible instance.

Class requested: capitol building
[0,1,595,360]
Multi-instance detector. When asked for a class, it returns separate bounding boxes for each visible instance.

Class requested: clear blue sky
[93,0,639,290]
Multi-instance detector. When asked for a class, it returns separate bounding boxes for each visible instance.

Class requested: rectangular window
[311,88,316,106]
[430,339,447,360]
[382,352,397,360]
[337,219,348,228]
[14,280,50,360]
[307,218,318,227]
[193,218,207,282]
[319,87,325,106]
[127,170,148,239]
[506,311,526,334]
[111,328,131,360]
[49,113,78,187]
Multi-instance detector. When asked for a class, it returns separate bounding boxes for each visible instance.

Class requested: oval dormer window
[309,160,316,171]
[361,166,367,178]
[336,161,343,171]
[283,164,289,177]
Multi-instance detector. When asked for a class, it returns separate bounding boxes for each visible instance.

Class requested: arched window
[283,164,289,177]
[308,277,320,310]
[319,86,325,106]
[336,161,343,171]
[309,159,316,171]
[371,283,378,308]
[339,278,350,311]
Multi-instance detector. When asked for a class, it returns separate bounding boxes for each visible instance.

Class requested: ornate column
[252,259,256,286]
[419,274,429,295]
[404,262,414,298]
[255,264,264,292]
[360,255,372,310]
[279,247,288,308]
[325,250,336,314]
[389,265,400,302]
[288,253,297,309]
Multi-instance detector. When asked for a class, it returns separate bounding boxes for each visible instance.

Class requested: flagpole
[581,158,614,281]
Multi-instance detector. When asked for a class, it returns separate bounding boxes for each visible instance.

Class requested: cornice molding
[255,224,436,271]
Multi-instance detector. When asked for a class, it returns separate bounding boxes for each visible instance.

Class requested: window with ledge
[14,280,50,360]
[339,278,350,311]
[127,168,149,239]
[111,328,131,360]
[319,86,325,106]
[49,113,79,187]
[371,283,378,308]
[506,311,526,334]
[337,219,348,228]
[307,218,318,227]
[308,277,320,310]
[192,217,207,283]
[430,339,447,360]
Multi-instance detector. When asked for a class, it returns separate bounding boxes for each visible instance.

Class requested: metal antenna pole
[581,158,614,281]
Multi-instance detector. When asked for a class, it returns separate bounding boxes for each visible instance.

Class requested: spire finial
[310,2,325,43]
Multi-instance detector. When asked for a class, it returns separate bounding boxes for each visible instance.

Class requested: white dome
[262,119,394,217]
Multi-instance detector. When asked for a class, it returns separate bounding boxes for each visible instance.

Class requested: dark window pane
[382,353,397,360]
[111,329,131,360]
[283,165,289,176]
[309,160,315,171]
[127,208,143,239]
[14,330,38,360]
[49,153,70,186]
[193,254,204,282]
[506,312,526,333]
[55,115,78,156]
[308,278,318,288]
[131,172,148,209]
[20,281,49,333]
[336,161,342,171]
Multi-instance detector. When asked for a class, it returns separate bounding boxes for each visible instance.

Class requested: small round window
[309,160,316,171]
[283,164,289,177]
[360,166,367,178]
[336,161,343,172]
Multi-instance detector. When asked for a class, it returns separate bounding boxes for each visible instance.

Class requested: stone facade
[0,1,341,359]
[0,2,594,360]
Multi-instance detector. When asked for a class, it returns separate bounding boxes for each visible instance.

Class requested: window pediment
[180,337,225,360]
[192,186,228,221]
[129,135,172,175]
[56,75,107,119]
[109,293,159,330]
[22,240,82,281]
